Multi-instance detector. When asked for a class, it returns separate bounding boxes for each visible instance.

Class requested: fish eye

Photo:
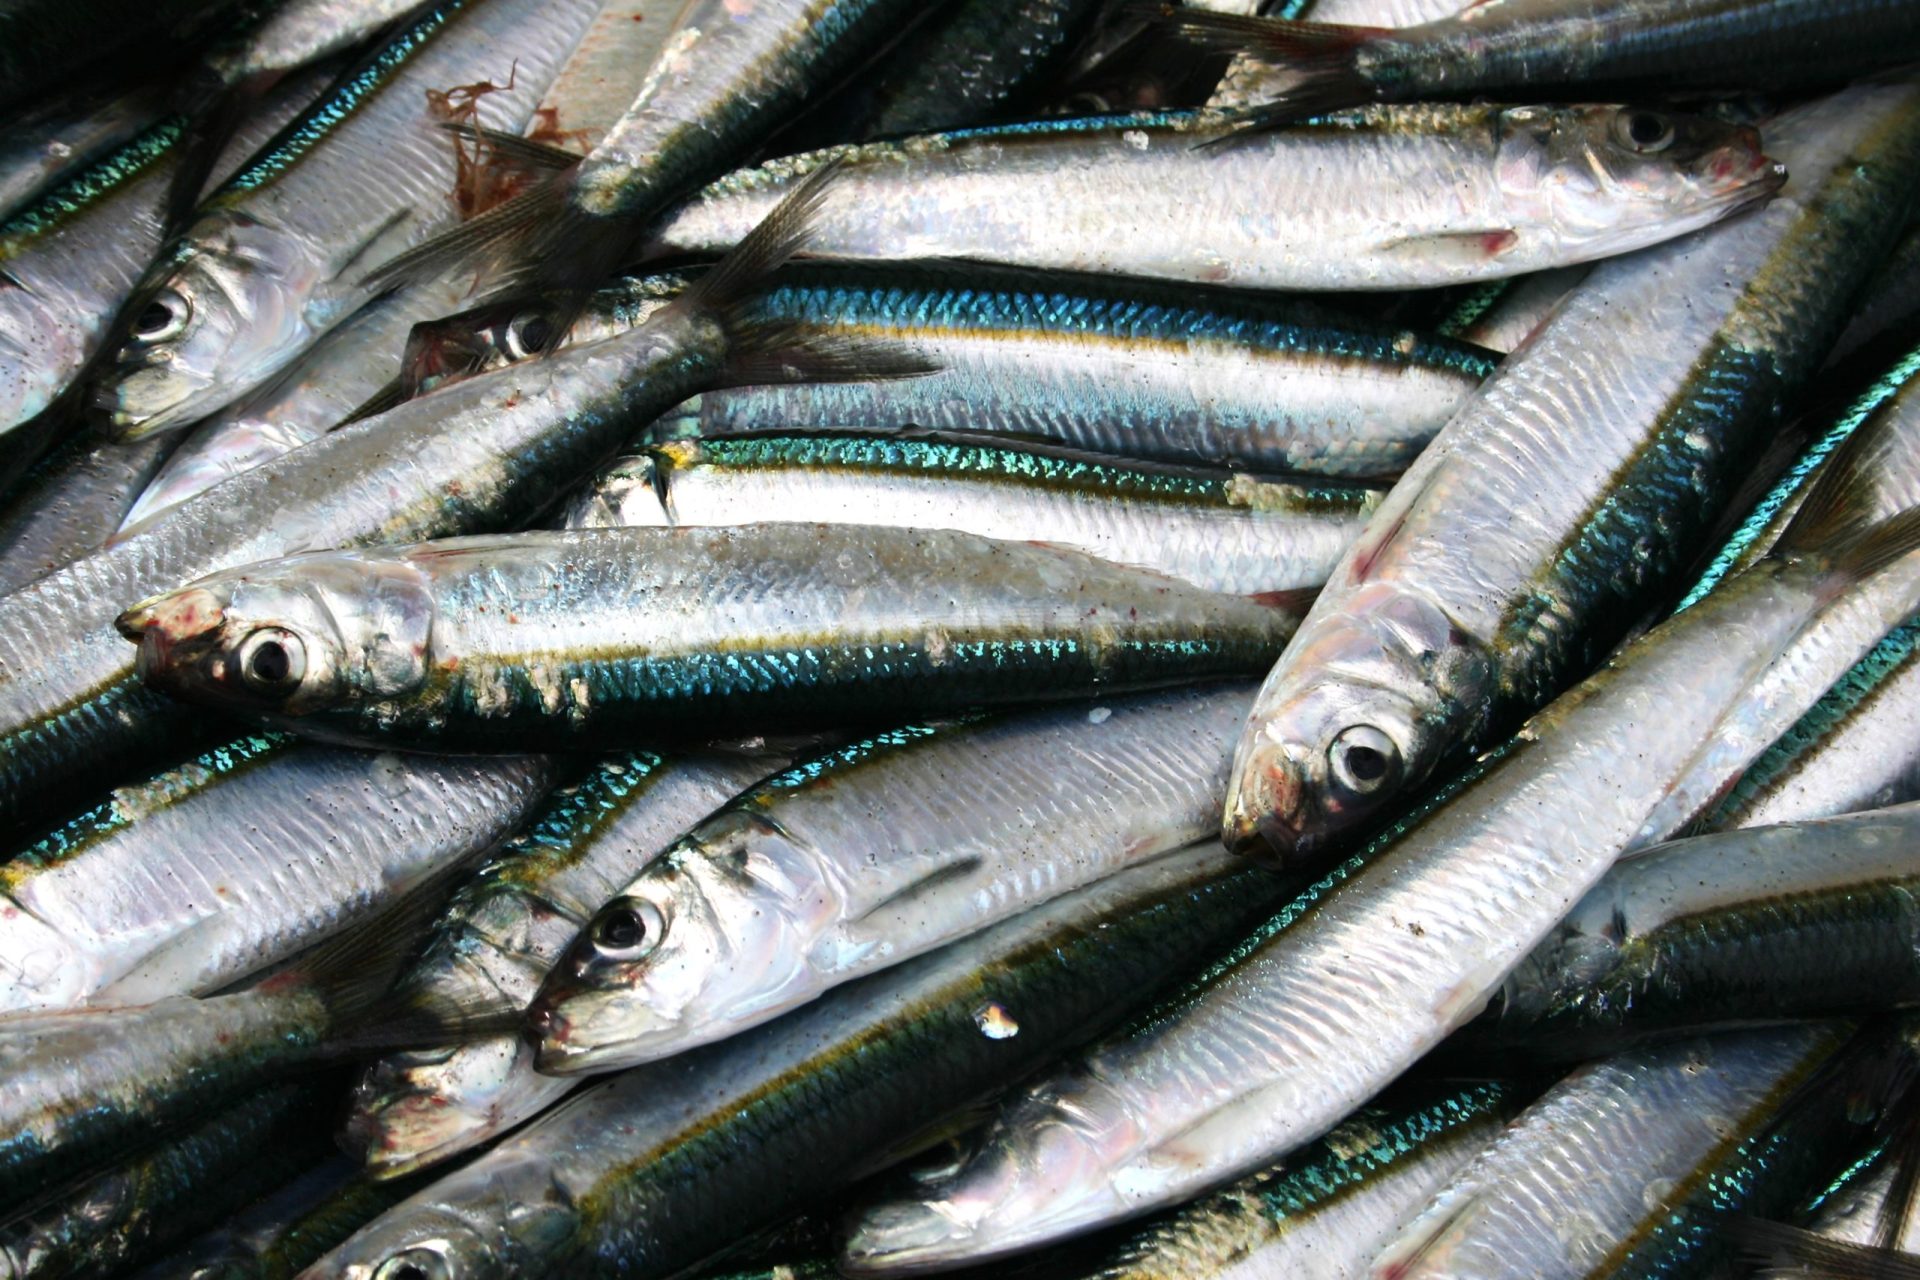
[236,627,306,694]
[504,310,555,359]
[1328,725,1400,797]
[132,289,190,342]
[375,1247,453,1280]
[591,897,665,960]
[1612,109,1676,154]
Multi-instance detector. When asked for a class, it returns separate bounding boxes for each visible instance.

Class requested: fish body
[121,525,1301,752]
[565,437,1380,596]
[1222,80,1920,858]
[0,433,176,595]
[0,82,168,223]
[348,751,781,1176]
[301,845,1300,1280]
[644,103,1779,291]
[530,683,1257,1073]
[95,0,604,438]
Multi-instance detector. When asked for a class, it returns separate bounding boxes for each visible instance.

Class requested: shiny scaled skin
[647,103,1779,291]
[530,684,1256,1073]
[301,846,1300,1280]
[121,525,1301,751]
[1222,80,1920,859]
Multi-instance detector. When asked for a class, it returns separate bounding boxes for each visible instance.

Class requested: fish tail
[1722,1214,1920,1277]
[165,70,277,237]
[1147,6,1384,123]
[1776,412,1920,586]
[436,121,582,173]
[360,175,573,294]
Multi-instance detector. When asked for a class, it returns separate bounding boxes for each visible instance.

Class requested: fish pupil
[1628,112,1669,146]
[249,641,291,685]
[1344,745,1388,783]
[134,300,174,337]
[598,907,645,950]
[517,313,553,353]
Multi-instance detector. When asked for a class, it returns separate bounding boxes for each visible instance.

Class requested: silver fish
[93,0,602,438]
[0,433,175,596]
[1221,81,1920,858]
[643,104,1778,291]
[528,683,1257,1073]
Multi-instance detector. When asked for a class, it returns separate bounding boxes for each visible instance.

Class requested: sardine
[93,0,603,438]
[0,735,557,1013]
[1221,80,1920,859]
[529,683,1257,1073]
[560,437,1379,596]
[298,844,1300,1280]
[836,375,1920,1270]
[643,104,1779,291]
[1370,1024,1857,1280]
[347,751,783,1177]
[0,165,905,835]
[1167,0,1920,123]
[119,526,1300,752]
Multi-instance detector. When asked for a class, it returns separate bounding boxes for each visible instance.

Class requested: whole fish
[561,437,1379,596]
[118,526,1300,752]
[1221,81,1920,859]
[0,68,326,457]
[1370,1024,1857,1280]
[0,1082,335,1280]
[0,735,557,1013]
[300,844,1301,1280]
[402,265,1499,478]
[529,683,1257,1073]
[0,433,175,595]
[92,0,603,439]
[0,165,904,836]
[837,387,1920,1270]
[348,751,782,1177]
[1166,0,1920,123]
[642,104,1779,292]
[1468,801,1920,1057]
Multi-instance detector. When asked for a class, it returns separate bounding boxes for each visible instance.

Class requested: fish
[401,264,1499,478]
[1466,801,1920,1059]
[1220,80,1920,860]
[528,683,1257,1073]
[835,372,1920,1270]
[298,844,1302,1280]
[0,160,910,837]
[0,432,176,595]
[642,103,1779,292]
[347,751,785,1177]
[1164,0,1920,125]
[1369,1024,1862,1280]
[0,1082,337,1280]
[0,735,558,1013]
[92,0,604,439]
[117,525,1301,752]
[557,436,1381,597]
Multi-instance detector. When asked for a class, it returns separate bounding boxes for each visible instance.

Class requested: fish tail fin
[1247,586,1320,615]
[1143,5,1383,122]
[165,71,274,237]
[361,176,570,293]
[1722,1216,1920,1279]
[437,121,582,171]
[1776,413,1920,585]
[672,158,939,388]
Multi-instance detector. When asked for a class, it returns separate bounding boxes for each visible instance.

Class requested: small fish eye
[592,898,663,960]
[505,310,554,359]
[375,1249,451,1280]
[236,627,306,694]
[132,289,189,342]
[1614,109,1676,153]
[1328,725,1400,797]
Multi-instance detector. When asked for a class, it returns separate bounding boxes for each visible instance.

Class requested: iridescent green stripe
[0,116,183,259]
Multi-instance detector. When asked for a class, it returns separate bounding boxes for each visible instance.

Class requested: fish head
[115,552,434,723]
[95,218,323,440]
[312,1200,534,1280]
[397,304,525,400]
[1497,105,1784,259]
[1222,583,1489,860]
[346,1037,560,1179]
[527,812,825,1074]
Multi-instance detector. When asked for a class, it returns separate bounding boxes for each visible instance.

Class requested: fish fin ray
[1379,228,1521,264]
[361,180,563,292]
[437,121,582,170]
[1723,1216,1920,1279]
[335,376,407,427]
[1143,6,1382,120]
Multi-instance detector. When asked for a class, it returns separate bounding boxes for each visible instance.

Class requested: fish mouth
[92,366,212,441]
[525,994,657,1076]
[840,1198,983,1277]
[115,586,228,670]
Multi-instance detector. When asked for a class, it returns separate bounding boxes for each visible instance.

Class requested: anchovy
[0,433,175,595]
[299,844,1301,1280]
[562,437,1379,596]
[1221,81,1920,859]
[1465,802,1920,1058]
[643,104,1779,291]
[347,751,782,1177]
[529,683,1257,1073]
[0,1082,335,1279]
[0,735,557,1013]
[0,167,898,836]
[404,265,1499,477]
[1168,0,1920,124]
[1370,1025,1856,1280]
[93,0,604,438]
[836,379,1920,1269]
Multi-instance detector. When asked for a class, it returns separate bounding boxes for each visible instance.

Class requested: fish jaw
[347,1037,570,1179]
[116,585,231,682]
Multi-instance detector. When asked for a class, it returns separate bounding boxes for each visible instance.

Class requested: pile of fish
[3,0,1920,1276]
